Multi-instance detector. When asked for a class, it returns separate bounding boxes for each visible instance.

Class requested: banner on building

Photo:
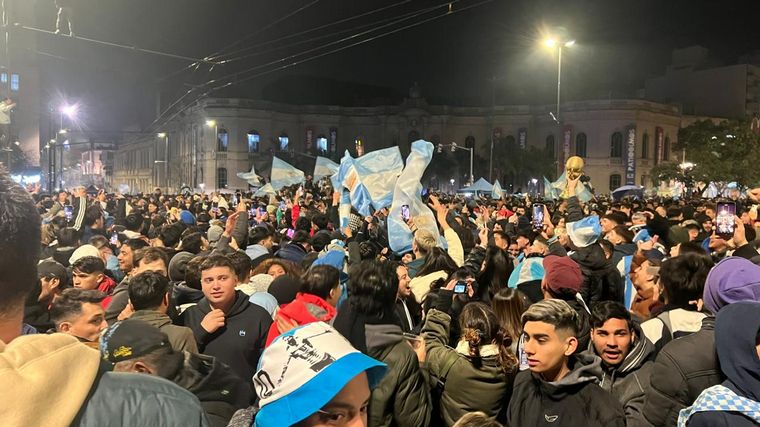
[305,128,313,151]
[625,125,636,185]
[655,127,664,165]
[329,128,338,153]
[562,126,572,170]
[518,128,527,149]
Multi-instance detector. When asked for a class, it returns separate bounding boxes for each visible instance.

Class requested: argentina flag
[492,179,504,199]
[253,183,276,197]
[270,157,305,190]
[313,156,339,182]
[388,140,439,254]
[351,146,404,212]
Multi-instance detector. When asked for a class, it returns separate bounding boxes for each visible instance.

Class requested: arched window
[609,174,621,191]
[641,133,649,159]
[505,135,516,146]
[247,130,260,153]
[217,128,228,152]
[316,135,328,153]
[278,133,289,151]
[465,135,475,149]
[575,133,587,158]
[654,136,661,165]
[545,135,555,157]
[610,132,623,158]
[217,167,228,189]
[663,136,671,161]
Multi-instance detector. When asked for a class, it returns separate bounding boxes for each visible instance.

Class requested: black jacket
[178,291,272,385]
[170,351,253,427]
[571,243,624,308]
[507,354,626,427]
[642,316,724,427]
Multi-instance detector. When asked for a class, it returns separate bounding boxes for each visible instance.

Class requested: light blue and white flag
[253,183,276,197]
[313,156,339,182]
[492,179,504,199]
[388,140,439,254]
[237,164,262,187]
[351,146,404,212]
[270,157,305,190]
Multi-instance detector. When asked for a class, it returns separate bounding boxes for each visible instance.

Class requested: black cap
[38,260,70,288]
[100,319,170,363]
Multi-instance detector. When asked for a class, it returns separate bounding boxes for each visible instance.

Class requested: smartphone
[286,229,295,239]
[64,205,73,221]
[715,201,736,238]
[401,205,410,221]
[532,204,544,231]
[110,232,119,245]
[453,281,467,294]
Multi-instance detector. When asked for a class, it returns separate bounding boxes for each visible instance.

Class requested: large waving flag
[253,183,276,197]
[270,157,305,190]
[492,179,504,199]
[388,140,439,254]
[352,146,404,212]
[237,164,262,187]
[313,156,339,182]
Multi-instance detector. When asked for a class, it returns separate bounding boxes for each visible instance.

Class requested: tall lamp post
[57,103,78,189]
[206,120,217,191]
[154,132,169,191]
[543,38,575,124]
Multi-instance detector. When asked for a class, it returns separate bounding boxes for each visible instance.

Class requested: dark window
[545,135,555,157]
[409,130,421,144]
[217,129,228,152]
[663,137,671,161]
[641,133,649,159]
[654,137,661,165]
[610,132,623,158]
[217,167,228,189]
[465,135,475,149]
[247,131,260,153]
[609,174,621,191]
[575,133,587,157]
[505,135,516,146]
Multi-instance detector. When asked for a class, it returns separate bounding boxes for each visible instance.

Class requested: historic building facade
[114,93,683,194]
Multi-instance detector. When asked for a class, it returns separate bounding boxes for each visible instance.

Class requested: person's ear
[58,322,71,333]
[96,273,104,283]
[564,336,578,356]
[132,361,155,375]
[50,277,61,291]
[162,293,170,307]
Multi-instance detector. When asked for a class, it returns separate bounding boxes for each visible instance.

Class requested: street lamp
[155,132,169,191]
[542,37,575,123]
[206,120,218,191]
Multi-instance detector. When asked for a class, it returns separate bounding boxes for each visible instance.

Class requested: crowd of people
[2,168,760,427]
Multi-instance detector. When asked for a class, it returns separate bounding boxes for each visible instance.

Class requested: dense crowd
[2,169,760,427]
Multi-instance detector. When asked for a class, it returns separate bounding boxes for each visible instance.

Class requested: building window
[545,135,555,157]
[609,174,621,191]
[0,73,6,83]
[654,137,661,165]
[217,128,228,152]
[610,132,623,158]
[217,167,228,189]
[641,133,649,159]
[465,135,475,149]
[409,130,421,144]
[505,135,515,146]
[279,134,289,151]
[247,131,260,153]
[355,138,364,156]
[663,136,671,160]
[316,136,328,153]
[575,133,587,157]
[10,74,19,91]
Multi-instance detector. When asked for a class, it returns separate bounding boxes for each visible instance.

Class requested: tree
[675,119,760,187]
[492,136,556,191]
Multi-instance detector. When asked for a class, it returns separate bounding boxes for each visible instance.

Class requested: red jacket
[265,293,336,347]
[98,276,118,308]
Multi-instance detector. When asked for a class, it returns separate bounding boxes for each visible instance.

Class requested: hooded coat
[507,353,626,427]
[130,310,199,353]
[583,322,655,427]
[178,290,273,384]
[680,302,760,426]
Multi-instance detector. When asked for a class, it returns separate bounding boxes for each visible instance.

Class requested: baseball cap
[38,259,69,288]
[69,244,102,265]
[543,255,583,294]
[99,319,171,363]
[254,322,387,427]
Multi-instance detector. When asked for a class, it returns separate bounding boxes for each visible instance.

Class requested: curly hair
[251,258,303,278]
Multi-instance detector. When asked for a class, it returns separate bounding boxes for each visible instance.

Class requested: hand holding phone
[453,281,467,294]
[715,202,736,239]
[401,205,410,221]
[532,204,545,231]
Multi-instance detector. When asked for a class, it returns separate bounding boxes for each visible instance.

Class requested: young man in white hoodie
[0,170,209,427]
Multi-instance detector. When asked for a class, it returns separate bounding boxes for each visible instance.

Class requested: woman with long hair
[491,288,530,358]
[476,247,513,302]
[419,281,516,426]
[409,247,461,303]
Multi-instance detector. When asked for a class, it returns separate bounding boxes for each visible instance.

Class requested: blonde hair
[413,229,437,255]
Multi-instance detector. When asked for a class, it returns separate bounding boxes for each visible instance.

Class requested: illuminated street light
[58,129,67,135]
[544,39,556,48]
[157,132,166,138]
[205,120,216,128]
[60,104,78,118]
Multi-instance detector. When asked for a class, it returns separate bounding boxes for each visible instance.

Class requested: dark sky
[18,0,760,133]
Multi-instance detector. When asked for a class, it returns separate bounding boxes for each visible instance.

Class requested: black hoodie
[507,353,625,427]
[684,302,760,426]
[178,290,272,385]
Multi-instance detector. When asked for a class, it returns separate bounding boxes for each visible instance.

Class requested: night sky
[20,0,760,133]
